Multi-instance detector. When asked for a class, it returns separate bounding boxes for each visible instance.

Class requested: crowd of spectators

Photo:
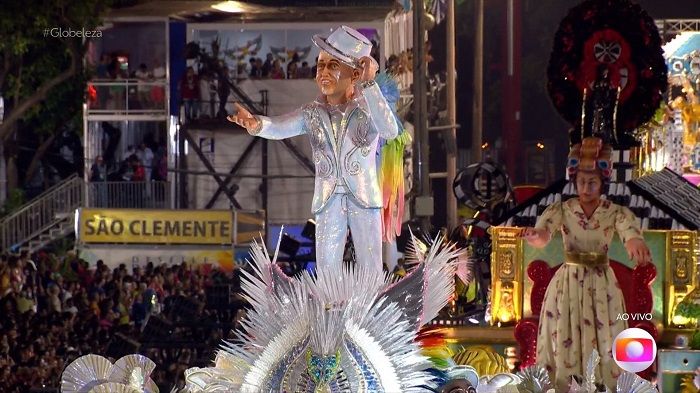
[178,52,317,122]
[88,131,169,209]
[90,54,167,111]
[0,250,246,392]
[0,237,407,392]
[235,52,316,81]
[90,142,167,184]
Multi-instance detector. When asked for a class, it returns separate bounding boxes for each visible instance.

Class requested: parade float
[479,1,700,391]
[57,0,700,391]
[637,29,700,185]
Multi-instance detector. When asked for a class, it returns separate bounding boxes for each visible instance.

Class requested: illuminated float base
[439,227,698,374]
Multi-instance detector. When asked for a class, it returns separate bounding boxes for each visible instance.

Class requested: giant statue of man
[228,26,399,272]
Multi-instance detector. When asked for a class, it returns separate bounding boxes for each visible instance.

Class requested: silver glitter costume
[182,234,461,392]
[250,82,399,271]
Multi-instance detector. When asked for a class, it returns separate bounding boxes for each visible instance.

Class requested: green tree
[0,0,107,201]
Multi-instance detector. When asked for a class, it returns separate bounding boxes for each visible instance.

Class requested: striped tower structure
[668,108,686,174]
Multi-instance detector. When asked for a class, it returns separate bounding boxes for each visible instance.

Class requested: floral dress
[534,198,643,390]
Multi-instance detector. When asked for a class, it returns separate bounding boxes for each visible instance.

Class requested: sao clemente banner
[78,208,234,244]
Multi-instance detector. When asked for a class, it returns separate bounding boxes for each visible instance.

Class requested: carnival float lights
[211,1,251,13]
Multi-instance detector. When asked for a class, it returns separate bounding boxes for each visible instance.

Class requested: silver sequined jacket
[251,82,399,213]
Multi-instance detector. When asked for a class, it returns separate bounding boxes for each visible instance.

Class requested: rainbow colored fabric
[375,72,410,242]
[415,327,456,387]
[380,131,411,242]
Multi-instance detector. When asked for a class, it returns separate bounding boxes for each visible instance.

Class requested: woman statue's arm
[523,227,551,248]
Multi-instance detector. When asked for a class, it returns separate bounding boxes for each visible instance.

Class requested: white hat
[312,25,372,68]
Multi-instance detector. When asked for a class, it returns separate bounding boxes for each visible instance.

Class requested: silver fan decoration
[563,349,657,393]
[586,349,601,391]
[405,229,475,286]
[615,372,657,393]
[61,354,159,393]
[111,354,158,392]
[568,349,609,393]
[62,355,113,393]
[516,365,552,393]
[182,234,463,392]
[568,371,658,393]
[88,382,140,393]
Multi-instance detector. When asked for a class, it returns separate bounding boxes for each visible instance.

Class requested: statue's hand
[522,227,545,242]
[359,56,378,82]
[625,238,652,266]
[227,103,260,132]
[521,227,550,248]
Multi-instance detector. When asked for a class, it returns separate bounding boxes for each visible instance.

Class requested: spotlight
[212,1,247,13]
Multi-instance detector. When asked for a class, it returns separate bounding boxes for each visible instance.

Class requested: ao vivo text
[616,313,653,321]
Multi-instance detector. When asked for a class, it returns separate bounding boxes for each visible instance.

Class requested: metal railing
[87,79,168,115]
[87,181,171,209]
[0,174,84,251]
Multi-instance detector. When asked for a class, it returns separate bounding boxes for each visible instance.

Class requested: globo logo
[612,328,657,373]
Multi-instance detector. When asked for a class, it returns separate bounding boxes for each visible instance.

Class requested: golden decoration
[500,252,514,277]
[666,231,699,327]
[490,227,523,326]
[453,345,510,376]
[680,374,699,393]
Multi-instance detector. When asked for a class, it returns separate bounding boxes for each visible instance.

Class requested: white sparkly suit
[250,82,399,271]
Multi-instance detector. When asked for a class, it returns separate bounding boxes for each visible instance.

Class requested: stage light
[211,1,247,13]
[481,142,489,149]
[536,142,545,149]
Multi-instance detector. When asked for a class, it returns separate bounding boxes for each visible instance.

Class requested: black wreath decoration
[547,0,668,148]
[452,162,515,223]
